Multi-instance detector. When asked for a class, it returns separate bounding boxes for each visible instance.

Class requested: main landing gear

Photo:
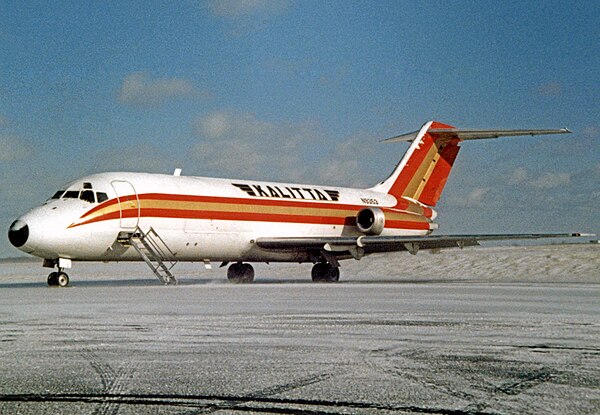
[47,270,70,287]
[311,263,340,283]
[227,262,255,284]
[225,262,340,283]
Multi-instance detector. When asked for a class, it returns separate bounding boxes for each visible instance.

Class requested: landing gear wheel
[56,272,70,287]
[47,272,59,286]
[311,263,340,283]
[227,263,255,284]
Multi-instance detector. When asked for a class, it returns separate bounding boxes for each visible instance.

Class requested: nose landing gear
[43,258,71,287]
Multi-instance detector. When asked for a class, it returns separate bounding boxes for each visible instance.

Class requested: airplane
[7,120,586,287]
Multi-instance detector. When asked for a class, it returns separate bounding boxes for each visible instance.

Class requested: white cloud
[506,167,572,189]
[454,187,491,208]
[305,134,378,188]
[193,111,272,140]
[207,0,290,18]
[0,135,34,161]
[506,166,528,185]
[530,172,571,189]
[442,187,493,208]
[190,112,389,187]
[191,111,315,181]
[118,72,201,108]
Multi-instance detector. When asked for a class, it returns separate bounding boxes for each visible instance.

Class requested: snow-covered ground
[1,243,598,285]
[0,244,598,414]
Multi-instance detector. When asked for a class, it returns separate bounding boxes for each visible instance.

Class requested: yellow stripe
[140,199,359,218]
[402,142,440,198]
[413,151,441,201]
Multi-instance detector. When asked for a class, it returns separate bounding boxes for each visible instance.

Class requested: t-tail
[370,121,571,207]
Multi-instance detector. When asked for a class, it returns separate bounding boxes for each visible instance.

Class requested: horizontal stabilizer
[382,128,571,143]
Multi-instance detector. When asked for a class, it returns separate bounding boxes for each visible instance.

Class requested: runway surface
[0,247,599,414]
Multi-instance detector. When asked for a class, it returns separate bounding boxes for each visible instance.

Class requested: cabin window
[63,190,79,199]
[50,190,65,200]
[83,182,93,189]
[80,190,96,203]
[96,192,109,203]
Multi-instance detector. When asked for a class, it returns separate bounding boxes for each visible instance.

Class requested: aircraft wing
[255,233,588,263]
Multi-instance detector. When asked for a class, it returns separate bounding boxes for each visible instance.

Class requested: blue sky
[1,0,599,257]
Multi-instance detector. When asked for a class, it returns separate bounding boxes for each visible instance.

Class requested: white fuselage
[11,172,435,264]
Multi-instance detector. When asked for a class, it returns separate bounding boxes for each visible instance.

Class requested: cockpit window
[50,190,65,200]
[96,192,109,203]
[63,190,79,199]
[80,190,96,203]
[52,183,104,204]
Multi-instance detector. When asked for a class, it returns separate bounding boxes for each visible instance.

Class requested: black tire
[56,272,69,287]
[240,263,255,283]
[227,263,255,284]
[47,272,59,286]
[326,266,340,282]
[227,263,242,283]
[311,263,340,283]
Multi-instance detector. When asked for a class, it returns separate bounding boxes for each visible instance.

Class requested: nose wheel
[47,271,70,287]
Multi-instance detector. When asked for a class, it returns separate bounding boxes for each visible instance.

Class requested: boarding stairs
[117,227,178,285]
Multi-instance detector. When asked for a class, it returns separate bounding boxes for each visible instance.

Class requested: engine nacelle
[356,207,385,235]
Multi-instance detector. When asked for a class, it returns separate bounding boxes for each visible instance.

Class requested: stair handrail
[137,226,178,269]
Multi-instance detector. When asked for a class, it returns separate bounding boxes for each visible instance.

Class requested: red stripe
[418,140,460,206]
[138,193,374,211]
[386,220,431,230]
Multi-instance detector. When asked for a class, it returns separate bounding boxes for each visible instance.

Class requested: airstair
[117,227,178,285]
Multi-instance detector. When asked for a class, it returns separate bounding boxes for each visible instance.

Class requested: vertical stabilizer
[371,121,461,207]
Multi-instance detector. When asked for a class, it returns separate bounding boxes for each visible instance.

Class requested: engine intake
[356,207,385,235]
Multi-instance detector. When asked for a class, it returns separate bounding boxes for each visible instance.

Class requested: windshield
[63,190,79,199]
[46,182,109,204]
[49,190,65,200]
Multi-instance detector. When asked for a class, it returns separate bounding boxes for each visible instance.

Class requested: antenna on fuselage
[173,168,182,176]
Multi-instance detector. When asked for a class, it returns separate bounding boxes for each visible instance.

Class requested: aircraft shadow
[0,277,468,289]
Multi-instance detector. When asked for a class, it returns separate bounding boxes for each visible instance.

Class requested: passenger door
[111,180,140,229]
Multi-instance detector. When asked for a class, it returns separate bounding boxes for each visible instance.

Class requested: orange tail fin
[372,121,461,207]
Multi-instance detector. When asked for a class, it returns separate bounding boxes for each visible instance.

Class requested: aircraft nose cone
[8,220,29,248]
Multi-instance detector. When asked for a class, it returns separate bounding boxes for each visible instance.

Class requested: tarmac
[0,246,598,414]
